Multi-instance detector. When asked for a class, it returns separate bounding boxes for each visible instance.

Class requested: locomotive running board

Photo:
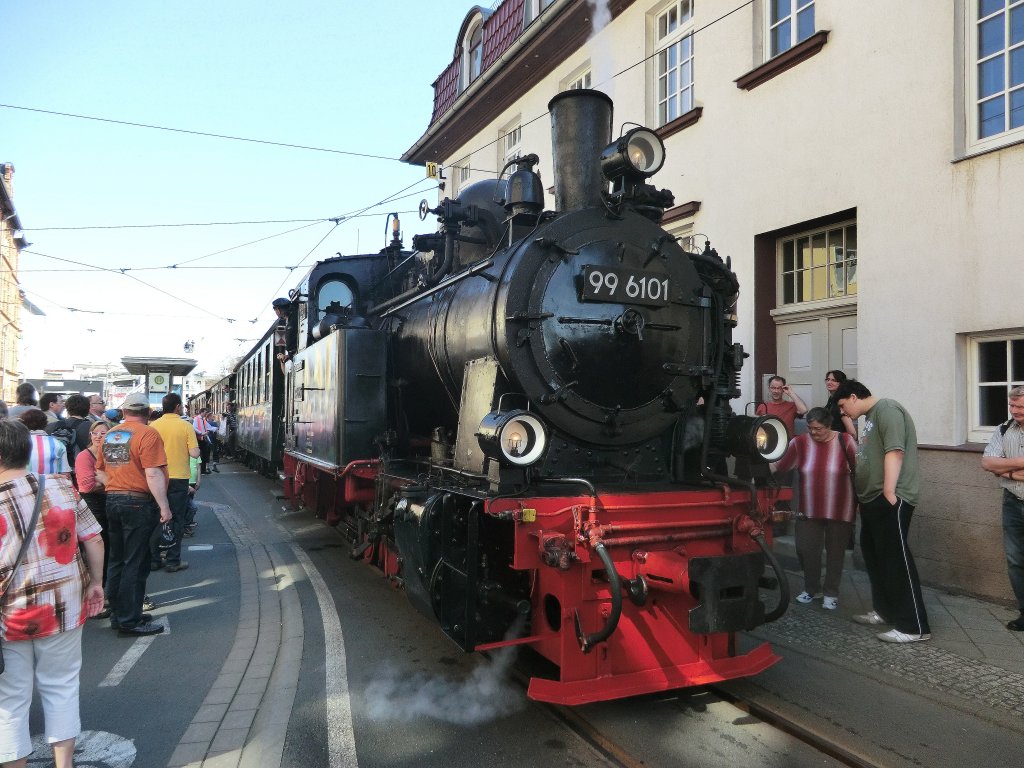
[525,642,780,706]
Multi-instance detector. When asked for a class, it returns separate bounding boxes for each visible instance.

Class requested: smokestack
[548,89,612,211]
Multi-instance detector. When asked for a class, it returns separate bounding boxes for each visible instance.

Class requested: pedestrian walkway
[166,503,303,768]
[759,535,1024,722]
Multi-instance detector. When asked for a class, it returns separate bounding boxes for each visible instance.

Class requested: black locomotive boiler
[217,89,792,704]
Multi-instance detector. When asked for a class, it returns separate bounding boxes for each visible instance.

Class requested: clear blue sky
[4,1,473,377]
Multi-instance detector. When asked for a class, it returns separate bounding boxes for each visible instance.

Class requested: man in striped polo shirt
[981,385,1024,632]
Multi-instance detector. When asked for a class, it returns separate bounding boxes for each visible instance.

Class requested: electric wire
[3,0,756,183]
[0,102,406,163]
[23,210,416,231]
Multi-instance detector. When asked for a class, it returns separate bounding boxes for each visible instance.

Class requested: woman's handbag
[0,473,47,674]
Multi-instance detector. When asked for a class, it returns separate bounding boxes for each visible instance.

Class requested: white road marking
[28,729,136,766]
[187,544,214,551]
[98,616,170,688]
[291,545,359,768]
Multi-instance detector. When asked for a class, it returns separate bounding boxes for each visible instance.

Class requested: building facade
[0,163,26,404]
[404,0,1024,603]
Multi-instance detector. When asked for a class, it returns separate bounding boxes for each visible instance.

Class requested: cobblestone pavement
[752,562,1024,721]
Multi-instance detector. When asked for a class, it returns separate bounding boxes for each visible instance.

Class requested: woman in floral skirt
[0,419,105,768]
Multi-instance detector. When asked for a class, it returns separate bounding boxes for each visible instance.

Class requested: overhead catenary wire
[0,102,408,163]
[23,210,416,231]
[13,0,756,351]
[256,176,439,314]
[3,0,757,186]
[19,173,440,326]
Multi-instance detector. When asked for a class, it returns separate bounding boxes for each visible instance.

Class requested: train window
[316,279,355,322]
[257,346,264,401]
[264,344,271,398]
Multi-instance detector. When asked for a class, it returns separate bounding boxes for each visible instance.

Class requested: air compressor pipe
[754,532,790,622]
[573,542,622,653]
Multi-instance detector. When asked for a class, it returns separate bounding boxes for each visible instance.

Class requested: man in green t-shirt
[835,380,931,644]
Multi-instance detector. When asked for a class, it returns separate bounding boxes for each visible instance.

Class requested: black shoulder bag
[0,473,47,674]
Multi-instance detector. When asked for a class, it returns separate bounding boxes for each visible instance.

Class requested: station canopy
[120,357,198,376]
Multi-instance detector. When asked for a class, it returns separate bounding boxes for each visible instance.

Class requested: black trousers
[198,437,211,473]
[859,494,930,635]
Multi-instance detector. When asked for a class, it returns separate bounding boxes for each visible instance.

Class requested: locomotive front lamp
[600,128,666,182]
[477,409,548,466]
[723,415,788,463]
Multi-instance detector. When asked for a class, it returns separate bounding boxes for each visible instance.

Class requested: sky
[3,1,476,379]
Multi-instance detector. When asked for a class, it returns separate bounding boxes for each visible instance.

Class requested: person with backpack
[45,394,92,464]
[19,409,71,478]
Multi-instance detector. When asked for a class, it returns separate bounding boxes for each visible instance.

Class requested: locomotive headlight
[601,128,666,181]
[723,415,789,463]
[477,410,548,466]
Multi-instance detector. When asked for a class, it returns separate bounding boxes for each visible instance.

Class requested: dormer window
[462,18,484,90]
[524,0,555,27]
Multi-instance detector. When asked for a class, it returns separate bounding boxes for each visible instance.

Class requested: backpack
[1000,419,1014,436]
[47,421,77,456]
[46,417,88,462]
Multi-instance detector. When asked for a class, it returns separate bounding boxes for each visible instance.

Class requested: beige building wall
[423,0,1024,603]
[0,163,23,404]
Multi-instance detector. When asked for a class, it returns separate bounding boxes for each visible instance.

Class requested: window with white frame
[569,70,592,90]
[499,122,522,169]
[972,0,1024,148]
[969,332,1024,439]
[524,0,555,27]
[654,1,695,127]
[768,0,815,57]
[451,157,471,196]
[667,221,695,252]
[777,222,857,306]
[462,17,484,91]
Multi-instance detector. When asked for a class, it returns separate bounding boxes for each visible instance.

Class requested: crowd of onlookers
[0,383,226,768]
[763,373,1024,646]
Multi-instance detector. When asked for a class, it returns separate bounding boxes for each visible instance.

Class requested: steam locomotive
[194,90,791,705]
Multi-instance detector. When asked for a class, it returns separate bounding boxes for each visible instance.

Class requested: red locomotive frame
[284,453,786,705]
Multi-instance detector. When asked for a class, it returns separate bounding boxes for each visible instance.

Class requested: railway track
[512,661,886,768]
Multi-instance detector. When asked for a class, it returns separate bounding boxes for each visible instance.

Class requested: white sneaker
[822,596,838,610]
[795,591,818,604]
[853,610,886,625]
[877,629,931,643]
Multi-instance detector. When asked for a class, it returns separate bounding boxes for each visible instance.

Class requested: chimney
[1,163,13,199]
[547,89,612,212]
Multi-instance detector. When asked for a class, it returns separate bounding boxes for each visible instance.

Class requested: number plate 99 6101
[581,266,672,307]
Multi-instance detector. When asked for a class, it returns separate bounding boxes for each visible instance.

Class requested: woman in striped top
[19,408,71,478]
[772,406,858,610]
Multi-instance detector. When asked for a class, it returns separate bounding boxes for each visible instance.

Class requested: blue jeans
[150,479,189,566]
[1003,490,1024,612]
[105,493,159,629]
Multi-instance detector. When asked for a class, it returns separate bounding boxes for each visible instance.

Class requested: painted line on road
[291,544,359,768]
[98,616,170,688]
